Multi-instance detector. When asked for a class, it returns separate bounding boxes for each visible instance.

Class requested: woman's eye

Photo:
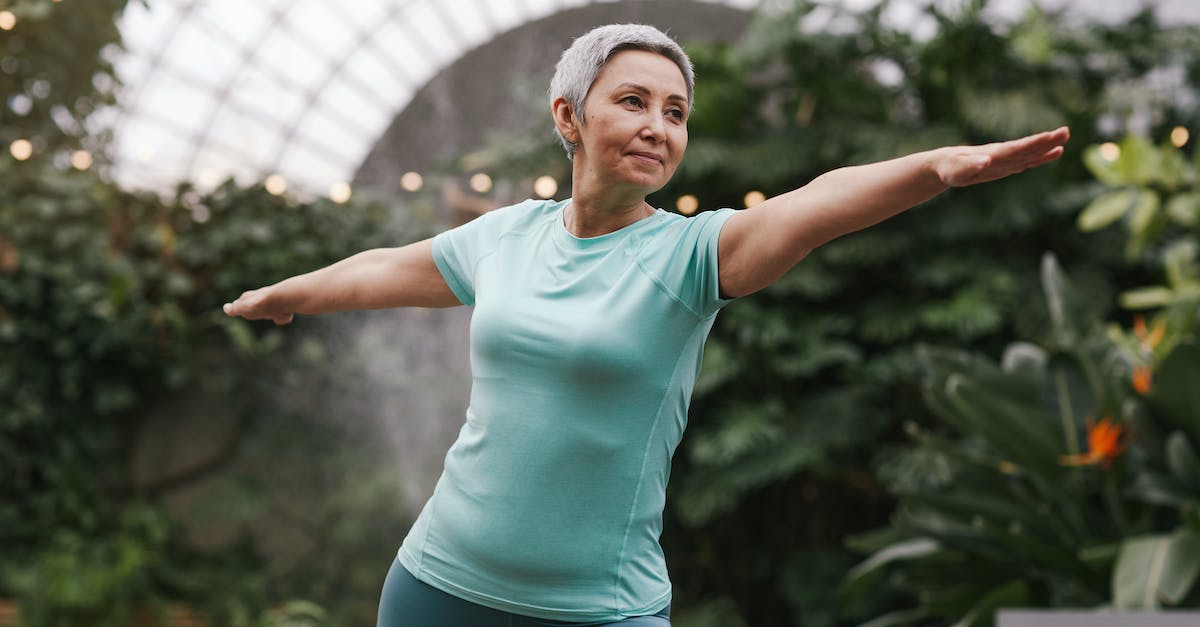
[622,96,643,107]
[669,109,685,120]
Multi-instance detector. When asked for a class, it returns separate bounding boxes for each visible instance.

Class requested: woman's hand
[223,287,294,325]
[935,126,1070,187]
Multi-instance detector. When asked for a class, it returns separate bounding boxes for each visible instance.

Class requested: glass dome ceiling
[107,0,1198,200]
[107,0,763,199]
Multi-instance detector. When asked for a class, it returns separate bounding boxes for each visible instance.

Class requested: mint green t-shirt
[398,198,736,622]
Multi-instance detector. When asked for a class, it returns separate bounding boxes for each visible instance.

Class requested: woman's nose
[640,114,666,142]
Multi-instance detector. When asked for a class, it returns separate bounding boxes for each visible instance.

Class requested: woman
[223,23,1069,627]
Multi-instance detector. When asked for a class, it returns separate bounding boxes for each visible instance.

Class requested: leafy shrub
[845,139,1200,624]
[0,158,425,624]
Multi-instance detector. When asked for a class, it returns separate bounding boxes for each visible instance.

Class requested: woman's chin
[616,172,671,195]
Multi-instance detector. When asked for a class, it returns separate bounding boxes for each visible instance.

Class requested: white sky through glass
[108,0,1196,198]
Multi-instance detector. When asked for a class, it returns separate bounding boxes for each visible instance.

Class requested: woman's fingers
[945,127,1069,186]
[223,290,253,317]
[1025,145,1064,168]
[992,127,1069,162]
[222,288,291,323]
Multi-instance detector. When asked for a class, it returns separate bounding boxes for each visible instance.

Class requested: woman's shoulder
[475,197,565,232]
[636,206,737,241]
[493,197,565,216]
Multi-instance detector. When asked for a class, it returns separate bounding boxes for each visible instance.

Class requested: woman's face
[572,49,689,195]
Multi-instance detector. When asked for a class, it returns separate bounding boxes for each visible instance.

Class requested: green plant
[0,2,453,623]
[257,600,326,627]
[0,0,134,161]
[1079,135,1200,261]
[845,133,1200,623]
[1093,136,1200,611]
[1080,135,1200,368]
[3,505,169,627]
[845,254,1200,626]
[0,157,424,624]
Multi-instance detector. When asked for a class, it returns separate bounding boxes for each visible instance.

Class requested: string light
[9,139,32,161]
[400,171,423,192]
[1098,142,1120,162]
[743,190,766,208]
[8,94,31,115]
[330,181,352,203]
[1171,126,1189,148]
[676,194,699,215]
[71,150,92,170]
[265,174,286,195]
[469,173,493,193]
[0,12,16,31]
[534,175,557,199]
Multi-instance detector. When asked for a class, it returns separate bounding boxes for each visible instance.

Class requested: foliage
[0,154,426,624]
[0,1,441,623]
[669,3,1198,624]
[846,122,1200,625]
[1079,135,1200,340]
[4,504,171,626]
[846,253,1200,625]
[0,0,134,162]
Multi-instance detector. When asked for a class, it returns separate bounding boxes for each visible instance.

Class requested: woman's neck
[566,166,654,238]
[564,197,652,238]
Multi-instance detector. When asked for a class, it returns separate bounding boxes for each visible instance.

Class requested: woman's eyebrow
[613,82,687,105]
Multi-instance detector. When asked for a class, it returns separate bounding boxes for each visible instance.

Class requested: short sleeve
[639,207,737,318]
[431,211,499,306]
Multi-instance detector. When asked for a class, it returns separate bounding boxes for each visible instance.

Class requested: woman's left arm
[717,126,1070,298]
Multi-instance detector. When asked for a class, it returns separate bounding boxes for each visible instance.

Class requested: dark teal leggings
[376,559,671,627]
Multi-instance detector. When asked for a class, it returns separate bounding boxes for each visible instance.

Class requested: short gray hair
[549,24,694,159]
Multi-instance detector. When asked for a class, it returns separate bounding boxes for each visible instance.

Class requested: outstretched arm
[717,127,1070,298]
[222,238,460,325]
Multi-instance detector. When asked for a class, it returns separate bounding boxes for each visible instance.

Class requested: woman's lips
[629,152,663,165]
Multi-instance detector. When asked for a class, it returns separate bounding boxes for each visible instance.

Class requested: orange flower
[1132,365,1152,395]
[1133,314,1165,352]
[1059,417,1127,468]
[1130,314,1163,396]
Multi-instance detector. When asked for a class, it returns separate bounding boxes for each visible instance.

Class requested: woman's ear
[551,97,580,144]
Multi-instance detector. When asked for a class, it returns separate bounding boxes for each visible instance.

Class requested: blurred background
[2,0,1200,625]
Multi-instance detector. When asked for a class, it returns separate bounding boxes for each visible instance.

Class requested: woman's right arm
[222,238,460,325]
